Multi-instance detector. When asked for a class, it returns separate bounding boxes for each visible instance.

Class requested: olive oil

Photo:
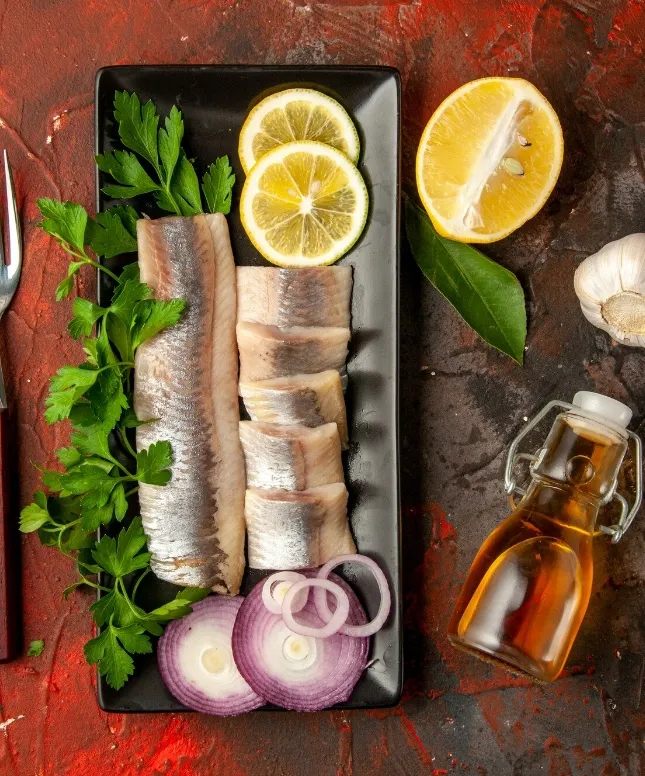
[448,395,631,682]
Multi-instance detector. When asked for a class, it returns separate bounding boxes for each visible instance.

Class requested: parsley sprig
[97,91,235,217]
[20,90,232,690]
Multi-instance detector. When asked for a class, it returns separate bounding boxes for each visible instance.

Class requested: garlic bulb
[574,233,645,347]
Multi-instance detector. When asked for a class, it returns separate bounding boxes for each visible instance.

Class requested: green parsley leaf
[136,441,172,485]
[55,446,83,468]
[111,277,151,322]
[113,91,160,171]
[45,365,100,424]
[202,156,235,215]
[84,624,148,690]
[158,106,184,184]
[70,426,112,460]
[37,199,88,253]
[68,298,106,340]
[79,503,114,532]
[68,402,99,429]
[110,205,139,239]
[65,525,94,551]
[111,483,129,521]
[167,153,202,216]
[27,640,45,657]
[91,517,150,578]
[131,299,185,349]
[96,150,160,200]
[145,587,209,622]
[117,262,140,285]
[56,262,84,301]
[79,477,117,510]
[86,369,128,433]
[82,338,100,367]
[20,496,50,533]
[90,589,126,628]
[87,208,138,259]
[53,465,116,495]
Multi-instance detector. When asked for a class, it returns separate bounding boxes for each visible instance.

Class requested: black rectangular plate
[95,65,401,713]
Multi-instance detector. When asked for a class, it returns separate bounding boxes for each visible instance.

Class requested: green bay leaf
[405,199,527,364]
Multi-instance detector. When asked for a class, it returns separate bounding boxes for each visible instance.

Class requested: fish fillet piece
[245,484,356,570]
[237,322,350,383]
[134,213,246,595]
[239,421,344,490]
[239,370,349,449]
[237,266,353,328]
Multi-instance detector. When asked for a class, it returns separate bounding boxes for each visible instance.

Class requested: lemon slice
[240,140,368,268]
[416,77,563,243]
[239,88,360,174]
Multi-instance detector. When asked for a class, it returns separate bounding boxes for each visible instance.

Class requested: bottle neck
[520,479,601,533]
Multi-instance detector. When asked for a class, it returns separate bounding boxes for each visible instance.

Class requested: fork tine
[0,159,4,272]
[3,151,21,283]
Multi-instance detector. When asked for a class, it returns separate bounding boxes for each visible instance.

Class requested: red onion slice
[232,570,369,712]
[158,596,264,716]
[282,579,349,638]
[261,571,308,615]
[316,554,391,637]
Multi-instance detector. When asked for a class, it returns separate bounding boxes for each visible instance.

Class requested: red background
[2,0,645,774]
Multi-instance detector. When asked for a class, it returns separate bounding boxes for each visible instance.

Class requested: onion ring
[261,572,308,615]
[282,578,349,639]
[316,554,391,637]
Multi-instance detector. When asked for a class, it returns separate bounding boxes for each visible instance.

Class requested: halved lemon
[239,88,360,174]
[240,140,368,268]
[416,77,563,243]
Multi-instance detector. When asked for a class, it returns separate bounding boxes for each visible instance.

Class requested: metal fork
[0,150,22,661]
[0,150,21,322]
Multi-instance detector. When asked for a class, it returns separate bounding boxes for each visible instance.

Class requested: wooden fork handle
[0,408,19,661]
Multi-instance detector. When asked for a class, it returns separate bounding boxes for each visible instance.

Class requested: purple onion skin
[158,596,264,716]
[232,570,369,712]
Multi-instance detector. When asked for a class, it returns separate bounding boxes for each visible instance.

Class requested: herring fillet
[237,322,350,383]
[239,421,344,490]
[245,484,356,570]
[236,266,353,328]
[239,370,349,448]
[134,213,246,594]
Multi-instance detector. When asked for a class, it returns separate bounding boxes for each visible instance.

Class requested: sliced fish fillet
[237,322,350,383]
[245,484,355,570]
[237,266,353,328]
[239,370,349,449]
[239,421,344,490]
[134,213,246,595]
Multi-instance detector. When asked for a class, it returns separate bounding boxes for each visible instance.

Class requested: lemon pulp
[416,77,563,243]
[240,140,368,268]
[239,88,360,174]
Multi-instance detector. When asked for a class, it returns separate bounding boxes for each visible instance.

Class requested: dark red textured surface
[2,0,645,773]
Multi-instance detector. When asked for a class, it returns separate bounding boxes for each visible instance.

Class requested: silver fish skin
[239,370,349,449]
[245,484,355,570]
[236,266,353,328]
[239,421,344,490]
[134,213,246,595]
[237,322,350,383]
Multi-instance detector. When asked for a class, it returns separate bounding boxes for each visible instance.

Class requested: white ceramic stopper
[572,391,632,430]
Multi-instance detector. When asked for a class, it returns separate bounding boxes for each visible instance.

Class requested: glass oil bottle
[448,391,642,683]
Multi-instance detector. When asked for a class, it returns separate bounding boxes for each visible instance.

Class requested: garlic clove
[574,239,628,302]
[574,233,645,347]
[615,233,645,289]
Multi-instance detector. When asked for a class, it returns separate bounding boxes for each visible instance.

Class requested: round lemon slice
[240,140,368,268]
[416,77,563,243]
[239,88,360,174]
